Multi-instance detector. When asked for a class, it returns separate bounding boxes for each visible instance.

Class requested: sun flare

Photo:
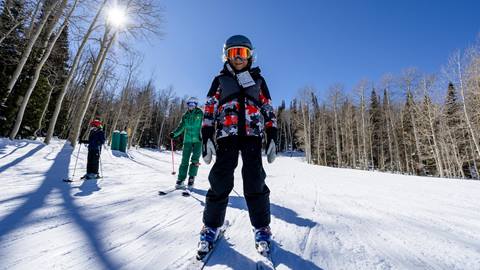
[106,5,127,29]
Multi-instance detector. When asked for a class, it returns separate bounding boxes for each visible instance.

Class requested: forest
[1,0,479,179]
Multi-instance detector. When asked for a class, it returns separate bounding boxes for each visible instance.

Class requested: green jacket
[172,107,203,143]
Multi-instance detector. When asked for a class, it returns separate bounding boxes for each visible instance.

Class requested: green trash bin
[119,131,128,153]
[111,130,120,151]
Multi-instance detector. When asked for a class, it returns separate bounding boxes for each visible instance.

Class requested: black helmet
[224,35,253,50]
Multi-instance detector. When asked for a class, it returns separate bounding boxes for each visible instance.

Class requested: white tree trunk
[333,92,341,167]
[301,102,311,163]
[423,85,444,177]
[45,0,108,144]
[68,30,115,147]
[25,0,43,40]
[361,93,368,169]
[2,0,60,106]
[457,54,480,159]
[0,20,23,45]
[9,0,74,140]
[34,80,55,139]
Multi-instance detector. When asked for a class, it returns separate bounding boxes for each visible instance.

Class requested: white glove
[266,139,276,163]
[202,139,216,165]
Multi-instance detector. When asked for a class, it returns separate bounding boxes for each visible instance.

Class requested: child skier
[198,35,277,259]
[169,97,203,189]
[80,119,106,179]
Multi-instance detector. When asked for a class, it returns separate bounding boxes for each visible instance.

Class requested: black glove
[79,139,89,145]
[169,132,175,139]
[265,127,277,163]
[202,126,216,164]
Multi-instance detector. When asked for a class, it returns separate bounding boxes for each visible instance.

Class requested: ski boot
[82,173,98,180]
[196,225,219,260]
[187,176,195,188]
[175,180,185,189]
[254,226,272,256]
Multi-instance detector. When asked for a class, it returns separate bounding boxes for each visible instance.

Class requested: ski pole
[68,143,82,181]
[99,152,104,178]
[171,138,176,175]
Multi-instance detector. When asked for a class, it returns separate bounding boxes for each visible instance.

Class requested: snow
[0,138,479,270]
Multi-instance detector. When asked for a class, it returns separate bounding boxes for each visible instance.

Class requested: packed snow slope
[0,138,479,270]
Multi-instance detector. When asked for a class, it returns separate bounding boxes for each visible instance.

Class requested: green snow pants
[178,142,202,181]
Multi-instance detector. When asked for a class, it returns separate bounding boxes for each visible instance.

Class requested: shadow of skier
[0,143,120,270]
[74,179,101,197]
[190,187,317,228]
[206,238,258,269]
[272,241,324,270]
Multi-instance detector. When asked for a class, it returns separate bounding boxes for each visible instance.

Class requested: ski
[184,220,230,270]
[158,188,178,195]
[256,241,276,270]
[158,186,186,196]
[63,176,102,182]
[182,186,193,197]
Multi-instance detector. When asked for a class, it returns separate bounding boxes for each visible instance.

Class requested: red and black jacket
[202,63,277,141]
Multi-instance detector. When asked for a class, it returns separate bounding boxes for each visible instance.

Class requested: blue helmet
[224,35,253,50]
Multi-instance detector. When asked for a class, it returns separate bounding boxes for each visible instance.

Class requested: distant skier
[198,35,278,258]
[169,97,203,189]
[80,119,106,179]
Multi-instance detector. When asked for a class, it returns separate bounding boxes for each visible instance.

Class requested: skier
[198,35,278,258]
[80,119,106,179]
[169,97,203,189]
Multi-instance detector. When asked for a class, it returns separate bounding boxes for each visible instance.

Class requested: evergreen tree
[369,88,382,169]
[0,0,26,133]
[444,82,462,128]
[402,91,423,175]
[44,24,70,138]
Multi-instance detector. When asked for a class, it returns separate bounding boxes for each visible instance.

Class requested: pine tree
[444,82,462,128]
[4,1,64,138]
[369,88,382,169]
[443,82,468,177]
[43,24,70,138]
[0,0,26,134]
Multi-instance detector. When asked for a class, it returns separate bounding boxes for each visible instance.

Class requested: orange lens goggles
[226,47,252,59]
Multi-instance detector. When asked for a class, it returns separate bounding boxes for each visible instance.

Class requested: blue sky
[132,0,479,105]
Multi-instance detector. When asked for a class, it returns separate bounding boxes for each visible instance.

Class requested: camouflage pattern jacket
[202,64,277,140]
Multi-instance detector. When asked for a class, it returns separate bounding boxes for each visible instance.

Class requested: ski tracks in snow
[1,139,480,269]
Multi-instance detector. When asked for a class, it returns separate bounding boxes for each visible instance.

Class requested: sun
[106,5,127,29]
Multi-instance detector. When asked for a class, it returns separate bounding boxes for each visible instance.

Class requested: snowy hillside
[0,138,479,270]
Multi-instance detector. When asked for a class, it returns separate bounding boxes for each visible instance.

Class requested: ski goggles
[187,101,198,107]
[225,46,252,60]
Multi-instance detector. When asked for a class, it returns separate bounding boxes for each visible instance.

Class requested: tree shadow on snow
[0,141,30,160]
[190,188,317,229]
[0,143,120,270]
[0,144,44,174]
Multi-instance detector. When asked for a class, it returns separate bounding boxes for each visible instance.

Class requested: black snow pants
[87,149,100,174]
[203,136,270,229]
